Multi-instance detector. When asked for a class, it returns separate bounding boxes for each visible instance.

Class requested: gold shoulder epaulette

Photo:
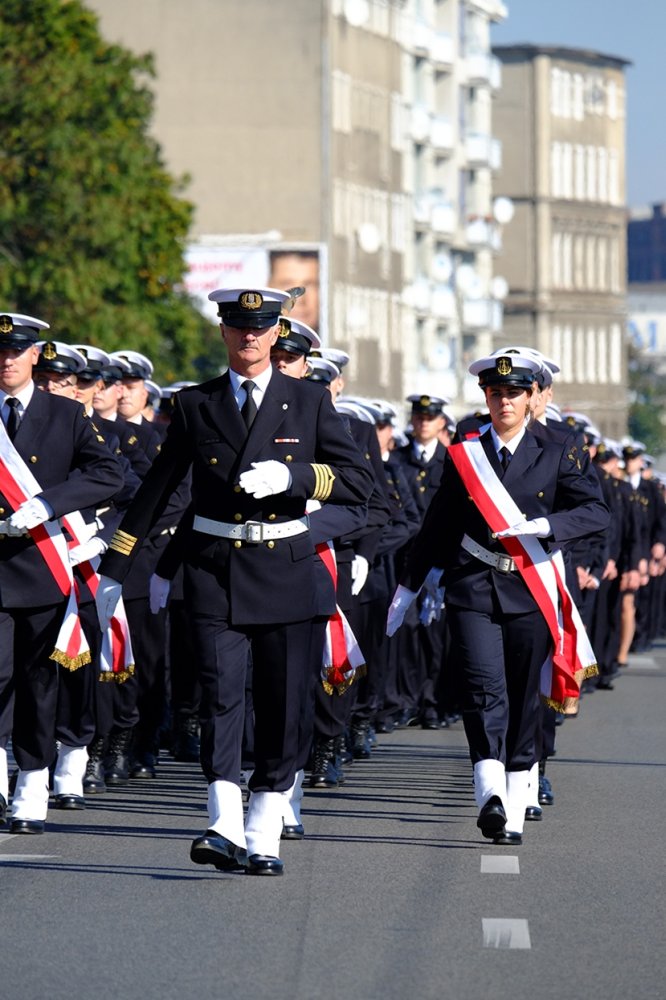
[311,463,336,501]
[127,435,138,446]
[109,528,138,556]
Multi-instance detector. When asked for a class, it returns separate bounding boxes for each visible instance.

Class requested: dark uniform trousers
[0,392,123,771]
[403,429,609,772]
[99,370,372,796]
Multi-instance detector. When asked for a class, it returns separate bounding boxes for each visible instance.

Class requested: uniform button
[537,491,544,498]
[29,456,38,463]
[419,486,426,493]
[209,457,218,465]
[233,540,242,549]
[365,452,370,460]
[467,495,473,501]
[285,455,293,462]
[234,513,242,522]
[234,485,242,493]
[267,540,275,549]
[268,513,276,521]
[0,507,4,514]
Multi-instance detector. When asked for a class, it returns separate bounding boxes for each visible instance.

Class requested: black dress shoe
[538,774,554,806]
[524,805,543,821]
[53,794,86,810]
[0,793,6,826]
[190,830,248,871]
[247,854,284,876]
[477,795,507,839]
[375,718,395,734]
[493,830,522,845]
[281,824,305,840]
[10,819,45,835]
[421,716,441,730]
[596,678,615,691]
[394,709,418,729]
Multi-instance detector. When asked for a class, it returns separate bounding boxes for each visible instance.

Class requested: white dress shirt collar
[490,425,526,456]
[0,380,35,413]
[229,365,273,409]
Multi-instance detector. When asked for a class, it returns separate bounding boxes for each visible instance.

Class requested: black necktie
[5,397,20,440]
[499,446,511,477]
[241,380,257,430]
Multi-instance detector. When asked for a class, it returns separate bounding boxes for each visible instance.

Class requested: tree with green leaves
[0,0,225,383]
[627,342,666,457]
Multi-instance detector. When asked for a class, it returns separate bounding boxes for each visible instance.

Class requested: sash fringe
[322,662,366,696]
[50,649,92,671]
[99,665,135,683]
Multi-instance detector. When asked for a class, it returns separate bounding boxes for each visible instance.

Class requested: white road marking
[480,854,520,874]
[0,855,60,861]
[482,918,531,949]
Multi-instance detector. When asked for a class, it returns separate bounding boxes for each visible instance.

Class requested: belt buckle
[497,554,513,573]
[242,520,264,544]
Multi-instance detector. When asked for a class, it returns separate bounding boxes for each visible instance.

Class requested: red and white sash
[0,420,89,670]
[448,439,597,711]
[62,510,135,683]
[316,540,366,695]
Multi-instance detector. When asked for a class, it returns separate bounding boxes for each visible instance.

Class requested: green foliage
[0,0,224,383]
[627,342,666,455]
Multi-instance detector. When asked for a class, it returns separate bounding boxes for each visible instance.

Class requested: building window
[609,150,620,205]
[607,80,617,120]
[573,74,584,121]
[597,327,608,382]
[597,237,608,291]
[574,145,585,200]
[562,143,573,198]
[609,323,622,383]
[586,146,597,201]
[562,233,573,288]
[561,70,572,118]
[586,326,597,381]
[575,325,585,380]
[551,67,561,117]
[574,235,585,288]
[551,142,562,198]
[610,239,621,293]
[598,147,608,202]
[586,236,596,290]
[552,232,562,287]
[562,325,573,381]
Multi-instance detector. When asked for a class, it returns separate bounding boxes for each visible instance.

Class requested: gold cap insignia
[278,317,291,338]
[0,315,13,334]
[239,291,263,311]
[496,357,512,376]
[43,342,57,361]
[420,395,431,407]
[79,347,88,359]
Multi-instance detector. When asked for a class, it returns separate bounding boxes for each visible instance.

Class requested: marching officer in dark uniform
[0,313,123,833]
[388,352,609,845]
[96,287,372,875]
[391,393,449,728]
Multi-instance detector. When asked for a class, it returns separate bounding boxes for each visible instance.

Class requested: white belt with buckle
[461,533,517,573]
[193,514,309,543]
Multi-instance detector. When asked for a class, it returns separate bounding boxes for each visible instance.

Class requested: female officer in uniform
[387,352,609,844]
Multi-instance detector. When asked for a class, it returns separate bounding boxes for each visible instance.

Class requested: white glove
[386,585,418,637]
[4,497,54,536]
[68,536,108,567]
[95,575,122,631]
[149,573,171,614]
[419,567,445,626]
[495,517,551,539]
[351,555,369,596]
[239,461,293,499]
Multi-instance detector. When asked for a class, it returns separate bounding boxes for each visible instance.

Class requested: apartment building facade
[89,0,507,411]
[492,43,630,436]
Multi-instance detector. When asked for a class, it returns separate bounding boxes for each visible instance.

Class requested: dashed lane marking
[482,918,531,949]
[480,854,520,874]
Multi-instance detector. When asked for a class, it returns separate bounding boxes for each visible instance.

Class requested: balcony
[430,116,454,153]
[431,286,456,322]
[410,104,432,144]
[462,298,503,331]
[465,132,502,171]
[432,32,454,69]
[407,278,431,314]
[465,52,501,90]
[465,217,502,252]
[431,200,456,236]
[412,20,432,57]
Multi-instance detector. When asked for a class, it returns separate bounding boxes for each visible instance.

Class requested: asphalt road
[1,644,664,1000]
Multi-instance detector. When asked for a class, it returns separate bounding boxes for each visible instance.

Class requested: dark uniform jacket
[100,370,373,625]
[403,427,610,615]
[0,391,124,607]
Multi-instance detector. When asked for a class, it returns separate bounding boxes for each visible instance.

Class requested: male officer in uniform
[0,313,123,832]
[96,287,372,875]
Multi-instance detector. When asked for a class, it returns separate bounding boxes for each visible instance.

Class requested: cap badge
[278,318,291,338]
[43,342,57,361]
[79,347,88,359]
[239,291,263,311]
[420,395,431,407]
[0,315,13,334]
[496,357,512,376]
